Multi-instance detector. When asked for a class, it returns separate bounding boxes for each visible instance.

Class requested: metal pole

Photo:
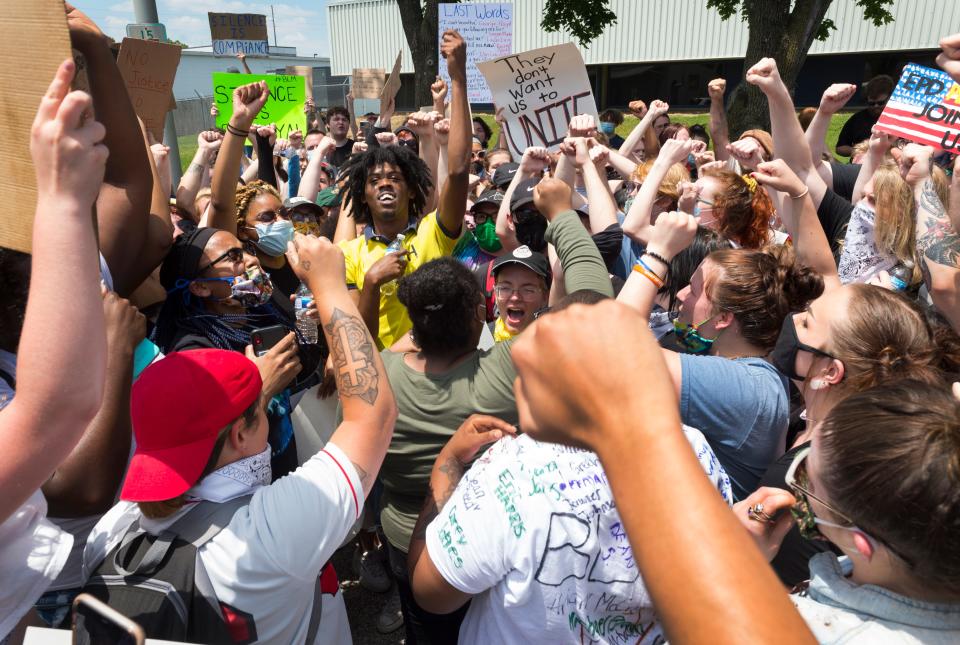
[270,5,278,47]
[132,0,182,189]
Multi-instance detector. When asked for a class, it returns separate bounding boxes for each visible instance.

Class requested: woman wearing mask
[745,380,960,641]
[617,211,823,499]
[208,81,299,298]
[599,109,625,148]
[153,227,319,479]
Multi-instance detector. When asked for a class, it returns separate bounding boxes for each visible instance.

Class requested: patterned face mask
[194,266,274,307]
[672,314,719,354]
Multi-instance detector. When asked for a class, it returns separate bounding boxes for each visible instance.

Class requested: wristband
[789,186,810,200]
[226,124,250,137]
[633,262,665,289]
[638,257,666,282]
[643,251,671,272]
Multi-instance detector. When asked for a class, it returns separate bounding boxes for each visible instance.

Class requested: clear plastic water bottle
[379,234,406,297]
[889,261,913,292]
[295,282,318,344]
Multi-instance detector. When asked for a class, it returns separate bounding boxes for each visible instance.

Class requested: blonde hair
[235,180,282,228]
[632,161,690,208]
[873,163,920,284]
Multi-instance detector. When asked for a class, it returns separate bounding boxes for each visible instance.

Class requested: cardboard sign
[212,73,306,139]
[477,43,598,160]
[208,13,269,57]
[352,68,386,99]
[285,65,314,101]
[117,38,181,141]
[381,51,403,104]
[0,0,73,253]
[438,3,513,104]
[875,63,960,152]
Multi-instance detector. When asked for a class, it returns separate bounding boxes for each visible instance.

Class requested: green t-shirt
[378,341,518,553]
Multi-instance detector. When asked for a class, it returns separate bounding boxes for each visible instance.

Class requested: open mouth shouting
[503,303,530,331]
[377,189,397,208]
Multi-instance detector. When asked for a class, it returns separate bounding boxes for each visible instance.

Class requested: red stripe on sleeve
[321,449,360,519]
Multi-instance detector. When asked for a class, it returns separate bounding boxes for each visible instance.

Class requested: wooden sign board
[0,0,74,253]
[380,51,403,104]
[352,68,385,99]
[118,38,182,141]
[208,12,269,57]
[285,65,314,101]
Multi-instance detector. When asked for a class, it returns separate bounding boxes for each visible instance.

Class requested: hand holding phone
[72,593,145,645]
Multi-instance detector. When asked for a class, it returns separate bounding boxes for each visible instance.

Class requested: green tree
[397,0,617,108]
[708,0,894,137]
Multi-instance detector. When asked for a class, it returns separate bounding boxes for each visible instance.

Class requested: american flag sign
[875,63,960,153]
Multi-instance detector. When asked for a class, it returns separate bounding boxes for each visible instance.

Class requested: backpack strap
[112,496,252,577]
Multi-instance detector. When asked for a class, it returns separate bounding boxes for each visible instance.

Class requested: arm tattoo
[411,457,464,541]
[351,460,369,484]
[436,456,465,508]
[323,307,379,405]
[917,179,960,269]
[186,162,205,175]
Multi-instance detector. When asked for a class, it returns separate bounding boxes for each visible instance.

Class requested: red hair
[703,169,773,249]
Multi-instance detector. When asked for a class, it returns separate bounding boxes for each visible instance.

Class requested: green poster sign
[212,72,306,139]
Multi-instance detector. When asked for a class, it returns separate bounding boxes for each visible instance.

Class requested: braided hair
[235,180,282,229]
[339,146,433,225]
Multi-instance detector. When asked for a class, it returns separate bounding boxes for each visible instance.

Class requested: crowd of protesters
[2,4,960,644]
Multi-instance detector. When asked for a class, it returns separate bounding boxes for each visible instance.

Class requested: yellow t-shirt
[339,211,460,349]
[493,317,515,343]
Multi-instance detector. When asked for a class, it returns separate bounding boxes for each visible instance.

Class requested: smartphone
[251,324,289,356]
[72,594,145,645]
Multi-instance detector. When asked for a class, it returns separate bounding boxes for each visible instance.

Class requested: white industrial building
[326,0,956,109]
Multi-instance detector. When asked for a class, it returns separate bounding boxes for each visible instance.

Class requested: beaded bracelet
[643,251,671,274]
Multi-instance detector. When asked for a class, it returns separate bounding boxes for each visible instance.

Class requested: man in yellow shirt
[337,30,471,349]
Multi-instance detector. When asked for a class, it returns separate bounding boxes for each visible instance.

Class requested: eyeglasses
[495,285,543,301]
[198,247,244,274]
[866,99,887,107]
[252,207,290,224]
[696,197,715,208]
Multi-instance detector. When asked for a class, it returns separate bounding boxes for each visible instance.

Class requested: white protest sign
[477,42,598,160]
[438,3,512,104]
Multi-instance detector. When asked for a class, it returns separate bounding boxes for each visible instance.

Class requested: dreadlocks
[339,146,433,225]
[235,180,282,229]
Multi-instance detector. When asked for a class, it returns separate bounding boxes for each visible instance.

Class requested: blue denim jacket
[792,553,960,643]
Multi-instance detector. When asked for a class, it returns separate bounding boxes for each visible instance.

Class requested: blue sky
[84,0,331,57]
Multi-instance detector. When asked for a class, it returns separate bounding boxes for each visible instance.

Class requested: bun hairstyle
[397,258,482,356]
[706,245,823,351]
[819,380,960,595]
[701,168,774,249]
[827,284,959,393]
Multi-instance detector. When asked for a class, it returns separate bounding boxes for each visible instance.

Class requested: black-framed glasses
[198,247,244,275]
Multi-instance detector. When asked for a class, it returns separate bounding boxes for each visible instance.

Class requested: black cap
[283,196,324,220]
[492,245,551,283]
[509,178,539,212]
[471,189,503,211]
[491,163,519,189]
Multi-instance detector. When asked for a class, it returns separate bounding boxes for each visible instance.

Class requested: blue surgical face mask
[251,219,295,257]
[600,122,616,135]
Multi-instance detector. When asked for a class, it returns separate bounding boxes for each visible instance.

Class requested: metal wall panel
[327,0,954,75]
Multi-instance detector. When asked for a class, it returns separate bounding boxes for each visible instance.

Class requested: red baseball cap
[121,349,263,502]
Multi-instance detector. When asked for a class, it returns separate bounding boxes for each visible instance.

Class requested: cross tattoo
[336,325,369,387]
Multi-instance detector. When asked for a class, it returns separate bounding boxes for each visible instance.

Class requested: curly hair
[234,180,282,229]
[339,146,433,226]
[702,168,774,249]
[397,257,481,356]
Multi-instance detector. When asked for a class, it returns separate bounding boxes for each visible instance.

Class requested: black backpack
[81,496,323,644]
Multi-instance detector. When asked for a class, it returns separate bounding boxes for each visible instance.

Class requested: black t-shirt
[816,188,853,263]
[829,161,862,202]
[758,441,841,587]
[591,224,624,273]
[836,109,878,151]
[264,261,300,302]
[329,139,356,168]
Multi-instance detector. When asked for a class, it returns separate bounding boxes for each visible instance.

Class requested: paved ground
[332,541,405,645]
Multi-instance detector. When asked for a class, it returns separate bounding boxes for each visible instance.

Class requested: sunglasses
[252,207,290,224]
[784,446,914,566]
[198,247,244,274]
[472,149,487,159]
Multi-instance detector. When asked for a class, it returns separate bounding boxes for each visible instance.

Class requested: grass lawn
[178,111,854,172]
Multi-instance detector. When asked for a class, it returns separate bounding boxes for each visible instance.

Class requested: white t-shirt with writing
[426,427,733,645]
[83,442,362,644]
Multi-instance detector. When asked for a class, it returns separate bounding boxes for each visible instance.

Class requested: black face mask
[513,210,548,253]
[399,138,419,155]
[770,315,838,381]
